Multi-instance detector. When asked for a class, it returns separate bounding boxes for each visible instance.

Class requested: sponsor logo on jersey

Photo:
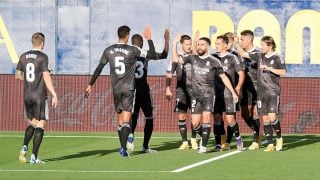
[206,61,210,66]
[224,59,228,64]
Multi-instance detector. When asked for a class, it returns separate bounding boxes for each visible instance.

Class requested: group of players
[16,25,286,163]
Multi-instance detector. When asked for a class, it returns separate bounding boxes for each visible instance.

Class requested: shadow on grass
[44,148,118,162]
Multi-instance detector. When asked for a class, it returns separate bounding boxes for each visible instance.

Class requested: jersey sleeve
[181,54,192,64]
[42,54,50,72]
[166,61,178,74]
[248,51,261,61]
[233,56,243,73]
[273,55,286,70]
[99,49,109,65]
[16,56,23,72]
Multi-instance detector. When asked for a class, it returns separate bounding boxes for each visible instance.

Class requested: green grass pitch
[0,132,319,180]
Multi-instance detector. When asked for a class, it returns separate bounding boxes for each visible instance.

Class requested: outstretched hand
[164,29,170,41]
[85,85,92,99]
[173,33,181,44]
[144,26,152,40]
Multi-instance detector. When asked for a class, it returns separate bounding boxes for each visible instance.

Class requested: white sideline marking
[171,150,242,173]
[0,169,170,173]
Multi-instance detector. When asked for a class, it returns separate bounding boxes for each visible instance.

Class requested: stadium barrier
[0,75,319,133]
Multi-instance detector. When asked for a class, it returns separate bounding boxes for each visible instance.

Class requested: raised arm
[43,71,58,108]
[156,29,170,59]
[172,33,181,63]
[234,36,250,59]
[143,26,157,59]
[192,30,200,55]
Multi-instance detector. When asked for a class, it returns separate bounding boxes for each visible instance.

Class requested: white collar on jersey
[199,54,210,59]
[265,52,277,58]
[31,48,42,52]
[246,46,258,53]
[218,52,230,58]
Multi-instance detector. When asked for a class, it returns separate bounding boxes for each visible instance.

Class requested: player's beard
[197,50,206,56]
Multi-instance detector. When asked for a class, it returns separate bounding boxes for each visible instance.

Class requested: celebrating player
[126,29,169,153]
[166,34,199,150]
[85,25,156,157]
[257,36,285,151]
[235,30,262,150]
[16,32,58,164]
[212,35,245,151]
[173,34,239,153]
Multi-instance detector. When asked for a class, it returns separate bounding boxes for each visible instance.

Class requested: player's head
[224,32,234,51]
[131,34,143,48]
[180,35,192,54]
[240,30,254,49]
[31,32,45,50]
[215,35,228,53]
[118,25,130,43]
[260,36,276,53]
[197,37,211,56]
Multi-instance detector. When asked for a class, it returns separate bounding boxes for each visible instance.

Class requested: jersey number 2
[115,56,125,75]
[26,63,35,82]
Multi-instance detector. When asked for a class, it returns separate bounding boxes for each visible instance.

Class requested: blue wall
[0,0,320,76]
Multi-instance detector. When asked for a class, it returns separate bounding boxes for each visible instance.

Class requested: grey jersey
[16,50,49,98]
[245,47,262,86]
[99,43,147,91]
[213,52,243,91]
[258,53,286,95]
[166,61,192,88]
[182,54,224,97]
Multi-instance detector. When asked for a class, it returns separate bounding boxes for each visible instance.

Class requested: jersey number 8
[26,63,35,82]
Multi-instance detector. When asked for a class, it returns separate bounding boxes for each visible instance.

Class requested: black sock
[131,114,138,134]
[220,120,226,135]
[120,123,131,150]
[230,122,240,138]
[193,124,202,136]
[32,128,44,159]
[178,119,188,142]
[23,125,35,147]
[213,120,223,146]
[201,123,211,147]
[243,117,255,131]
[271,119,281,139]
[143,118,153,149]
[226,126,233,144]
[253,118,260,143]
[117,125,122,145]
[264,123,273,144]
[191,123,196,138]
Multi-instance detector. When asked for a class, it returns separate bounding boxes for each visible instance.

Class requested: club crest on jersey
[270,60,274,64]
[206,61,210,66]
[224,59,228,64]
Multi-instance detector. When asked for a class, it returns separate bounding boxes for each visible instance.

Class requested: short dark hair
[240,30,254,37]
[216,35,229,44]
[118,25,130,39]
[261,36,276,51]
[224,32,234,37]
[180,35,191,44]
[31,32,45,46]
[131,34,143,48]
[198,37,211,46]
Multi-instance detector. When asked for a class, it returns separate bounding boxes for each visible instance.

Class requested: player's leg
[224,96,241,151]
[269,95,283,151]
[200,111,211,153]
[213,113,223,151]
[29,98,47,164]
[19,101,37,163]
[258,97,274,152]
[118,90,135,157]
[176,88,189,150]
[140,91,156,153]
[186,88,198,149]
[127,92,141,151]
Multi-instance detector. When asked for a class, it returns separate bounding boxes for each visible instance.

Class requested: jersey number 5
[115,56,125,75]
[26,63,35,82]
